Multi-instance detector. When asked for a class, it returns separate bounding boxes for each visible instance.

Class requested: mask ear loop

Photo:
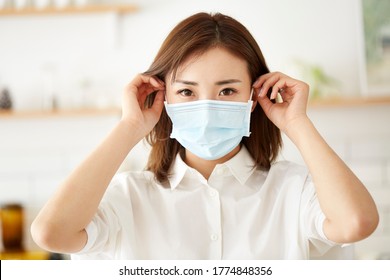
[164,90,169,104]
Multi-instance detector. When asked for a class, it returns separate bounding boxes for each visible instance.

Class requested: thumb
[149,90,165,117]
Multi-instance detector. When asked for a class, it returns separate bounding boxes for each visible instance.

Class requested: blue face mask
[164,92,253,160]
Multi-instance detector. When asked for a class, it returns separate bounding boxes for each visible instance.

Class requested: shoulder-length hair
[144,12,282,183]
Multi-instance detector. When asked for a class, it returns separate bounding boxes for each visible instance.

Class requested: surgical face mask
[164,91,253,160]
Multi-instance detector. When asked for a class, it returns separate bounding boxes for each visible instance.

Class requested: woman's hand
[122,74,165,138]
[253,72,310,136]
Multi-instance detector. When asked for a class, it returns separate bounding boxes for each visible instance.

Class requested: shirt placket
[203,182,222,259]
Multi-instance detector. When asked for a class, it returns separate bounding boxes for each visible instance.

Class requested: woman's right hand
[121,74,165,138]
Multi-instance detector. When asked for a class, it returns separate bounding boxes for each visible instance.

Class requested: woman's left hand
[253,72,310,134]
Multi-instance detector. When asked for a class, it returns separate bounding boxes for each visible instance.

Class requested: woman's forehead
[168,47,250,84]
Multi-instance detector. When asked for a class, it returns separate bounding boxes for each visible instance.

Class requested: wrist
[283,115,314,144]
[116,119,146,147]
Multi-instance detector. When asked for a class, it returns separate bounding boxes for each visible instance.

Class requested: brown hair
[144,12,282,183]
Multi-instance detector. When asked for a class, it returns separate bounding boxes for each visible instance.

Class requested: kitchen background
[0,0,389,260]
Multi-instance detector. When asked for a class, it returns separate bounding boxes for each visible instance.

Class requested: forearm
[31,120,144,252]
[285,117,379,243]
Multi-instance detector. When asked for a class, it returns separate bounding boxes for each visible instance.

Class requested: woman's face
[165,47,253,104]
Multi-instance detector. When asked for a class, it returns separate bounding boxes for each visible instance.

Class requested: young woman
[31,12,379,259]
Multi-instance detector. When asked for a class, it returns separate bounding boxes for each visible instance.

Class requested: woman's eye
[177,89,193,97]
[219,88,237,96]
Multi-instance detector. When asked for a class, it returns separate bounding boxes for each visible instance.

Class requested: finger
[126,75,165,108]
[252,72,273,88]
[258,74,281,99]
[270,79,287,100]
[123,86,149,113]
[149,90,165,116]
[257,94,274,118]
[129,74,165,94]
[253,73,272,97]
[149,76,165,90]
[128,74,149,91]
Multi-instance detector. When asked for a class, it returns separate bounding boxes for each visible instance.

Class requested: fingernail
[150,77,157,85]
[258,87,263,97]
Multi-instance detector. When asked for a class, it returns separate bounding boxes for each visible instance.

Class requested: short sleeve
[71,200,121,259]
[300,175,339,257]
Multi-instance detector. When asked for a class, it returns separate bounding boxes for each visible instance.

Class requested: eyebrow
[174,79,242,86]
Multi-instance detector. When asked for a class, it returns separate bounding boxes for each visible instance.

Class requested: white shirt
[72,146,337,260]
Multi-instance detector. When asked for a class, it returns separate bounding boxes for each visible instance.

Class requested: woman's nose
[197,93,217,100]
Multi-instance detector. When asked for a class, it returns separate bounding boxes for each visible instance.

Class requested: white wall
[0,0,366,111]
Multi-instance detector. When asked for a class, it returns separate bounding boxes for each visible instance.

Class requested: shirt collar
[221,145,257,185]
[168,146,257,190]
[168,152,191,190]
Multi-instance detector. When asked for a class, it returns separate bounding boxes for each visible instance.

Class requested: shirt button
[210,234,218,241]
[208,189,217,197]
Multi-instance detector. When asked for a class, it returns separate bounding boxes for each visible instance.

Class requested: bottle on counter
[0,203,24,252]
[0,88,13,111]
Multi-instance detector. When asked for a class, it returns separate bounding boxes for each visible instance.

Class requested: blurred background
[0,0,389,260]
